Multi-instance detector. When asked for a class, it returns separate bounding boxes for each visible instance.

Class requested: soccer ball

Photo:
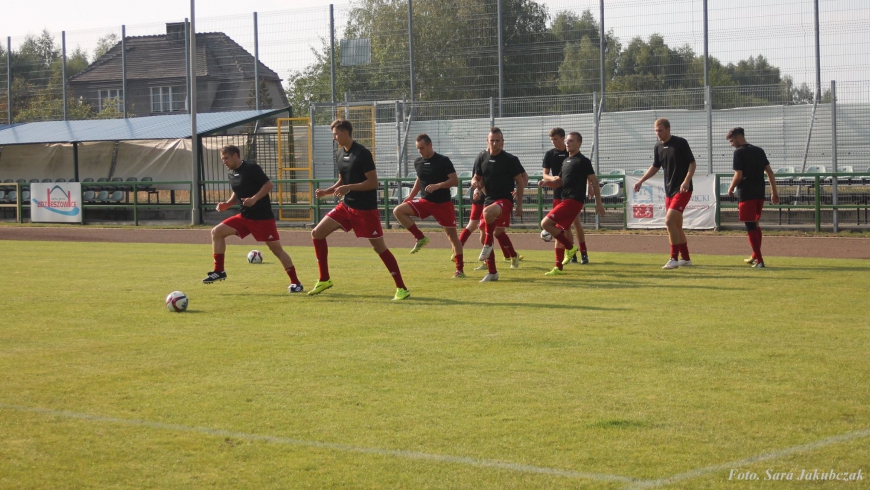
[165,291,188,312]
[247,250,263,263]
[540,229,553,242]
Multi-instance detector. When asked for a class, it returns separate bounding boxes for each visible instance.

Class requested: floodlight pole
[122,25,127,118]
[330,4,336,105]
[189,0,201,225]
[62,31,68,120]
[253,12,260,110]
[7,37,11,124]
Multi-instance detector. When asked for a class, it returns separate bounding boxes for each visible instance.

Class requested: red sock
[749,230,763,262]
[496,232,514,258]
[486,254,498,274]
[407,224,425,240]
[579,242,587,254]
[379,250,406,289]
[312,238,329,281]
[670,245,678,260]
[213,253,225,272]
[459,228,471,245]
[455,254,464,272]
[555,247,565,270]
[484,222,495,246]
[554,230,573,249]
[285,266,300,284]
[680,243,691,261]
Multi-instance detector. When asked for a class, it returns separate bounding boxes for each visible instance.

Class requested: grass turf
[0,240,868,489]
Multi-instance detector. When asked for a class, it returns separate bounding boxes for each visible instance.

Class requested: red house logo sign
[633,205,653,219]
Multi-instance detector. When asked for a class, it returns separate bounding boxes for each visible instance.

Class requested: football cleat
[503,254,524,262]
[392,288,411,301]
[287,283,304,293]
[453,271,466,278]
[744,257,757,265]
[510,256,520,269]
[307,279,334,296]
[570,254,578,263]
[752,261,766,268]
[580,253,589,264]
[544,267,566,276]
[410,236,430,254]
[479,272,499,283]
[478,244,493,261]
[677,259,693,267]
[562,245,579,265]
[662,258,680,269]
[202,271,227,284]
[474,262,488,271]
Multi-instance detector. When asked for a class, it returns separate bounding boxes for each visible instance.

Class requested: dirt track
[1,226,867,259]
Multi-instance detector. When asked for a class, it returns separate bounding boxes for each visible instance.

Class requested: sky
[2,0,866,93]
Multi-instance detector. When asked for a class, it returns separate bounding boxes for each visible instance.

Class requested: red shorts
[665,192,692,213]
[469,202,484,221]
[486,199,514,228]
[407,198,457,227]
[222,214,280,242]
[738,199,764,222]
[546,198,584,231]
[326,201,384,239]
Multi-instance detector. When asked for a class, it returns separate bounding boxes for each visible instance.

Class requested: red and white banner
[626,175,716,229]
[30,182,83,223]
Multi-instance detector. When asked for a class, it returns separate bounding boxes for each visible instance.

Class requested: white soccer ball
[247,250,263,264]
[165,291,189,312]
[540,229,553,242]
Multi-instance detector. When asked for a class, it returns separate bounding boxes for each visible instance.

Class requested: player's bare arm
[316,175,343,199]
[541,170,561,188]
[680,162,696,193]
[513,174,524,216]
[633,166,659,192]
[241,180,273,207]
[728,170,743,197]
[336,169,378,197]
[405,178,422,202]
[216,192,238,211]
[765,165,780,204]
[470,174,483,190]
[425,172,458,195]
[588,175,606,216]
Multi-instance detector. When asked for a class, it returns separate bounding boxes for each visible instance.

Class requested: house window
[150,86,187,113]
[98,89,124,112]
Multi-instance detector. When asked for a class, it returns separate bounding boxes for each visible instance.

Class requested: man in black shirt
[470,127,526,283]
[542,127,590,264]
[309,119,410,300]
[393,134,465,277]
[204,145,303,292]
[633,118,696,269]
[726,127,780,268]
[540,132,605,275]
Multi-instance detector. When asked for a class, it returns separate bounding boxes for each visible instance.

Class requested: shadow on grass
[305,292,627,311]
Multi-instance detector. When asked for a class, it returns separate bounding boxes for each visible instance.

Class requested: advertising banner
[626,175,716,229]
[30,182,83,223]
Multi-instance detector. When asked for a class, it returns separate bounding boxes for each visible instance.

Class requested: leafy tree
[94,33,119,60]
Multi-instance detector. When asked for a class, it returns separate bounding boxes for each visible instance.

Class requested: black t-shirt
[732,144,770,202]
[414,152,456,204]
[542,148,569,200]
[335,141,377,210]
[560,153,595,202]
[472,150,524,205]
[228,160,273,220]
[653,135,695,197]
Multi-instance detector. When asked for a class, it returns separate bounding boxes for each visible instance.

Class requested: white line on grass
[0,403,637,484]
[624,428,870,489]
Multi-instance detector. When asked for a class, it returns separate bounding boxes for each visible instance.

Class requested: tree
[554,10,620,96]
[94,33,119,60]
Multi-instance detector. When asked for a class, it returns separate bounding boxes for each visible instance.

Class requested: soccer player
[470,127,525,282]
[309,119,410,300]
[633,118,696,269]
[393,133,465,278]
[540,132,605,275]
[726,127,780,268]
[204,145,303,292]
[542,127,590,264]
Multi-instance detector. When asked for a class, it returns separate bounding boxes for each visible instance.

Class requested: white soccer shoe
[662,258,680,269]
[677,259,692,267]
[480,272,499,282]
[478,244,493,261]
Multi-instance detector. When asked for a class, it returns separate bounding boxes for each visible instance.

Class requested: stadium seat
[860,166,870,183]
[632,169,646,176]
[5,190,16,203]
[41,178,52,183]
[21,190,31,203]
[106,190,124,203]
[599,182,621,203]
[83,190,96,202]
[17,179,27,190]
[799,166,826,184]
[2,179,12,183]
[109,177,124,191]
[96,190,110,202]
[141,177,159,203]
[600,169,626,185]
[0,190,6,203]
[55,178,66,183]
[96,177,110,190]
[526,170,543,187]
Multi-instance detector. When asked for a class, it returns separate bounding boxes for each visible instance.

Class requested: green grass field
[1,240,868,489]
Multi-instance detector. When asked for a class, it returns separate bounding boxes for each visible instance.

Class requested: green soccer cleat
[453,271,466,278]
[503,254,524,262]
[544,267,566,276]
[562,245,579,265]
[392,288,411,300]
[744,257,757,265]
[410,236,430,254]
[307,279,334,296]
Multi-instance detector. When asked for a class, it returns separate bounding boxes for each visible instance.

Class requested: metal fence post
[62,31,68,121]
[489,97,494,128]
[706,85,713,174]
[253,12,260,110]
[121,25,127,118]
[496,0,504,116]
[189,0,200,225]
[831,80,838,232]
[395,100,402,178]
[330,4,336,105]
[407,0,416,102]
[6,37,11,124]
